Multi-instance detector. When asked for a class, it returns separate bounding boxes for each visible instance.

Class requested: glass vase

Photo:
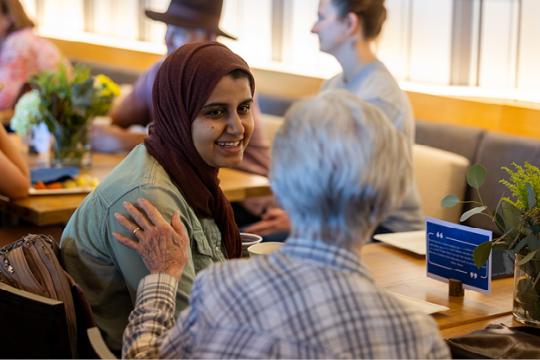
[50,122,92,169]
[513,254,540,327]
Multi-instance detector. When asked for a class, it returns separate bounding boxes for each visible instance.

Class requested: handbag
[0,234,78,356]
[446,323,540,359]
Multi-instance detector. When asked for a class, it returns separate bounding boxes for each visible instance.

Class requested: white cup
[240,232,263,247]
[247,242,283,256]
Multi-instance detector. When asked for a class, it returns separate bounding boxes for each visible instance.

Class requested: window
[18,0,540,103]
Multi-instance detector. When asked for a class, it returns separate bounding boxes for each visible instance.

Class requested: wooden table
[0,152,271,226]
[361,243,514,336]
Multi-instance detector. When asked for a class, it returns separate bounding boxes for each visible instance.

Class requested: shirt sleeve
[122,273,179,359]
[123,270,207,359]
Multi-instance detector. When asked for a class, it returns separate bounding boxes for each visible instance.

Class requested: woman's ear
[344,12,362,38]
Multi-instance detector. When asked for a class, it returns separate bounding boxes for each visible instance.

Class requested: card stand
[449,278,464,297]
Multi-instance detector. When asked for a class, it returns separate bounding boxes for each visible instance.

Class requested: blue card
[426,218,492,293]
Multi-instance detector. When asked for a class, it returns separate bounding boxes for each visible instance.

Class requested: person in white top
[246,0,423,237]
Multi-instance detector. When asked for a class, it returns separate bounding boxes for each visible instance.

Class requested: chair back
[0,282,71,358]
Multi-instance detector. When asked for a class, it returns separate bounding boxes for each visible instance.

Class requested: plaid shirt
[123,238,450,359]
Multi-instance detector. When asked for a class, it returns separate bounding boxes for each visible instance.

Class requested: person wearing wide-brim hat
[91,0,271,185]
[145,0,237,41]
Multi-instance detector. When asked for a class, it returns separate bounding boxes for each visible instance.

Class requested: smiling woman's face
[191,74,254,168]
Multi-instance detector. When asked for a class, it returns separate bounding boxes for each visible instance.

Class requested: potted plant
[442,162,540,325]
[11,65,119,168]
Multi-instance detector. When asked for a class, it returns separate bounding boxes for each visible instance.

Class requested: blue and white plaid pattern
[123,238,450,358]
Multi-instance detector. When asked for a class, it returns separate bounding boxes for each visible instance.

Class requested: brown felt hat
[145,0,237,40]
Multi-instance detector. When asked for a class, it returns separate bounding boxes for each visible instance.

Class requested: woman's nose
[227,113,244,135]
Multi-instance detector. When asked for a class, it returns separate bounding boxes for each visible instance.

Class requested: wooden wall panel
[48,37,540,140]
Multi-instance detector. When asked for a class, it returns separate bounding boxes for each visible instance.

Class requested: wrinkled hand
[242,207,291,236]
[113,198,189,280]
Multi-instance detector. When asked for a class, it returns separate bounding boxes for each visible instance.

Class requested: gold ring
[132,227,142,235]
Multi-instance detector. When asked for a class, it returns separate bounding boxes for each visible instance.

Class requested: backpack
[0,234,78,356]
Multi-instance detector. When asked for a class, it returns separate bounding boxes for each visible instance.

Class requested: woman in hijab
[60,41,254,353]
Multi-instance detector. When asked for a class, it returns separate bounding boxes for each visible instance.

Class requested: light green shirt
[60,145,226,352]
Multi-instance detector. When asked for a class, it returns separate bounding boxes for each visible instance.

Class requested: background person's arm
[91,123,146,153]
[0,126,29,199]
[92,64,155,153]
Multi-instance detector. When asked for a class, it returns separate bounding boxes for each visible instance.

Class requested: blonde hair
[0,0,34,33]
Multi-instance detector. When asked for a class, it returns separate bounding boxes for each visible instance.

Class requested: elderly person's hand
[113,198,189,280]
[243,207,291,236]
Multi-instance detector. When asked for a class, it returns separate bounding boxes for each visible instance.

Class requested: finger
[262,208,285,220]
[113,231,141,252]
[115,212,139,235]
[123,201,152,230]
[137,198,169,227]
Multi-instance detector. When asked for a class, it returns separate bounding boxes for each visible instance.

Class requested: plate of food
[29,175,100,195]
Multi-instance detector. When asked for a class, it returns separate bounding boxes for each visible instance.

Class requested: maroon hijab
[145,41,255,258]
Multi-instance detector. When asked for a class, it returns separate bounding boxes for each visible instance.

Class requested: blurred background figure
[116,89,449,359]
[312,0,423,234]
[245,0,424,239]
[0,0,67,110]
[0,123,29,199]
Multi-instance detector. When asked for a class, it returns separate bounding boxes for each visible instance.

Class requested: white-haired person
[113,89,449,358]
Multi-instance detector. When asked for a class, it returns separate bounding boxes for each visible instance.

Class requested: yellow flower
[94,74,120,98]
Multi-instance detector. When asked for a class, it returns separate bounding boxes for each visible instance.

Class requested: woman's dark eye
[238,104,251,114]
[205,109,225,118]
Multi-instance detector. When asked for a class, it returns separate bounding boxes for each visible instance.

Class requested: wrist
[153,265,185,281]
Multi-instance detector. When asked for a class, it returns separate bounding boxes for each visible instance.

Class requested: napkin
[31,167,79,184]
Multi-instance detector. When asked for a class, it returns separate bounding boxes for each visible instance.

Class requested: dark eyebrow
[240,98,254,105]
[201,98,253,109]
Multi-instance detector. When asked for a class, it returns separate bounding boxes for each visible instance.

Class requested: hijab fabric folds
[145,41,255,258]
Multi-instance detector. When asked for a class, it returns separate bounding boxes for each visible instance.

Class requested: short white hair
[271,89,411,248]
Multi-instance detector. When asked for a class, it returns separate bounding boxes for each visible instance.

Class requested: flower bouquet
[443,162,540,325]
[11,65,120,167]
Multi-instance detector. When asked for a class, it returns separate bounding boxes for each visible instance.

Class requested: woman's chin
[210,154,244,169]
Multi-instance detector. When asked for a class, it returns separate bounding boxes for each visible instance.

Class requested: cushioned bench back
[415,120,485,163]
[413,145,470,223]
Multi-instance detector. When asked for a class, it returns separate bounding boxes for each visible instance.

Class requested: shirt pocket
[192,230,214,257]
